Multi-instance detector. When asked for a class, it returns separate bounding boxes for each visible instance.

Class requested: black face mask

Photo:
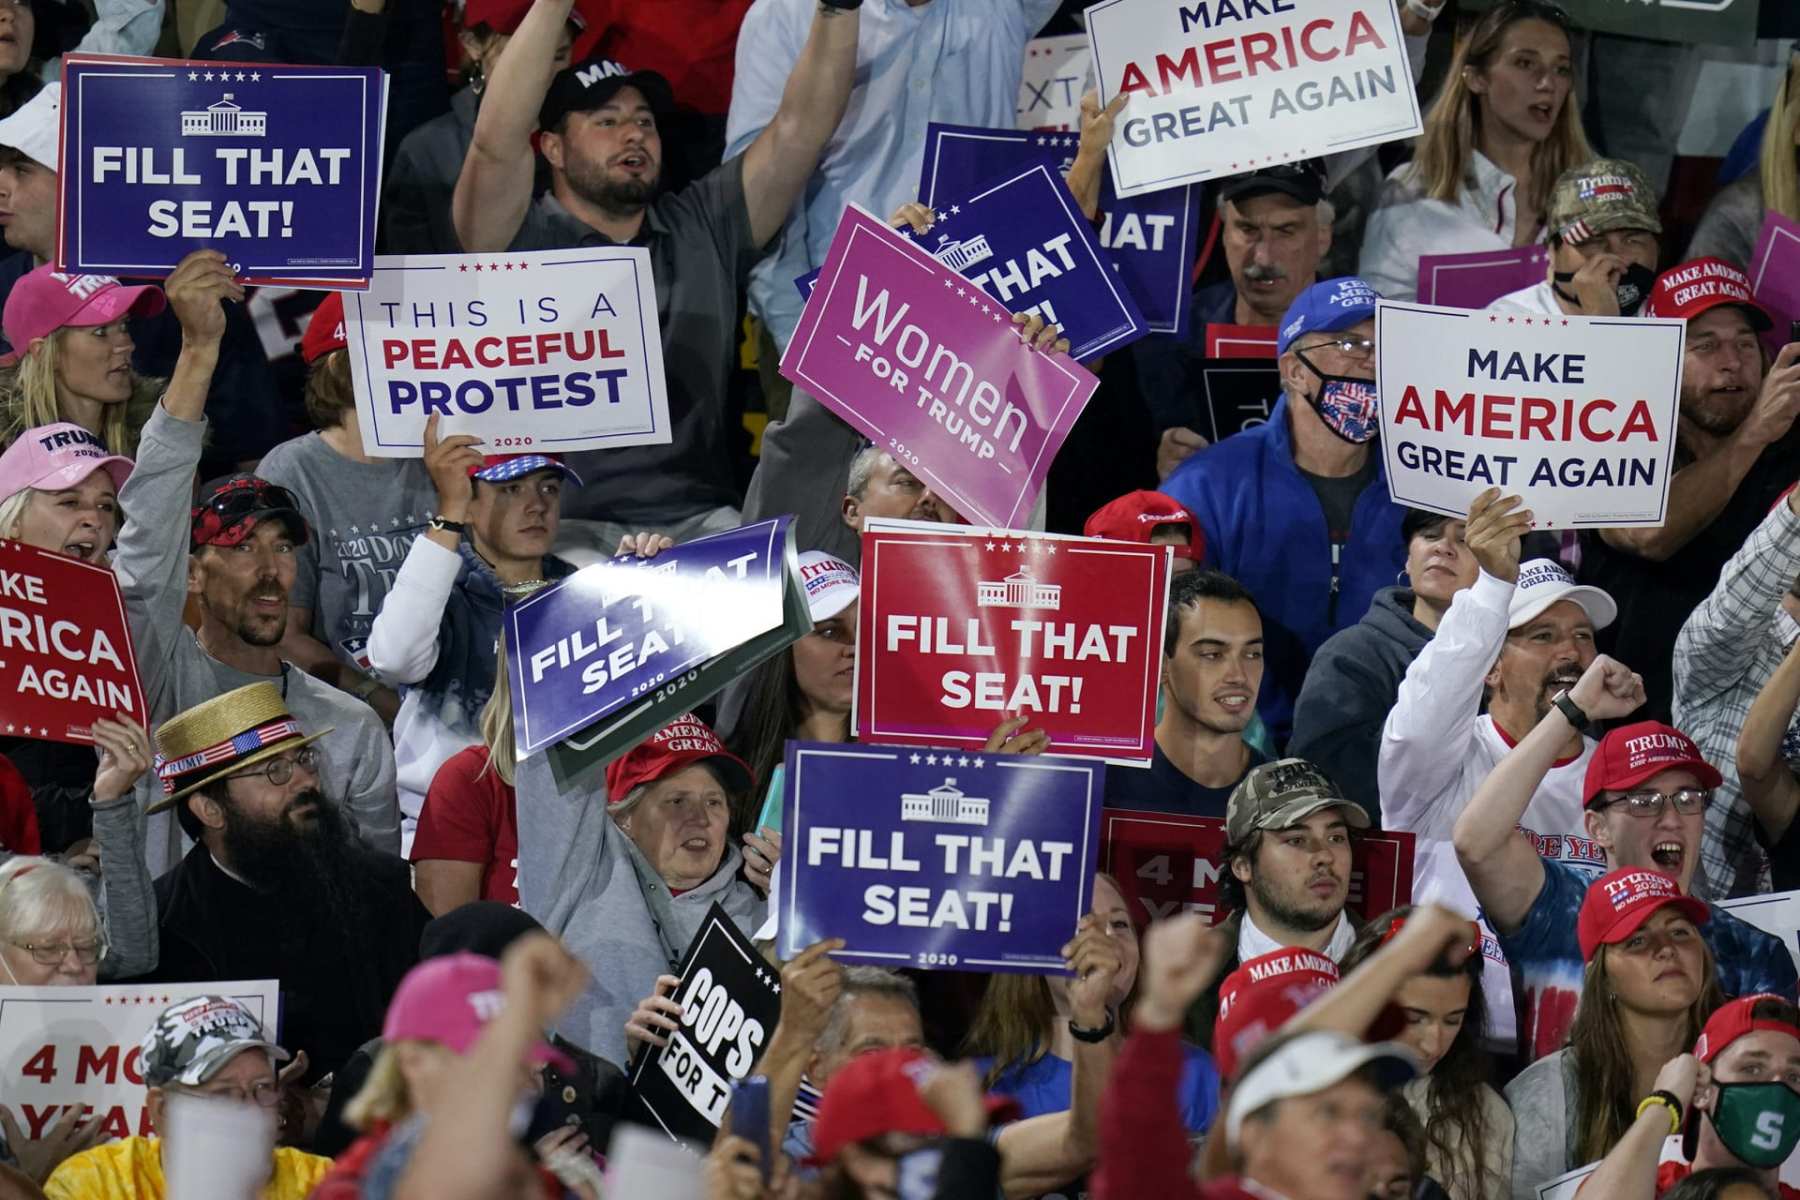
[1552,261,1656,316]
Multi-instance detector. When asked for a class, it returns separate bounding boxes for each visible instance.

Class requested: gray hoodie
[1289,586,1434,821]
[514,750,767,1065]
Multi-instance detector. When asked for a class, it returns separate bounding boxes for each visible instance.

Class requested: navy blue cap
[1276,277,1380,356]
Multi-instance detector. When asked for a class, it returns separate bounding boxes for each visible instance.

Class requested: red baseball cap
[1694,994,1800,1064]
[605,713,751,804]
[1644,257,1774,331]
[1212,948,1339,1081]
[383,952,573,1071]
[1083,490,1205,561]
[1576,867,1709,961]
[2,266,165,357]
[301,293,346,364]
[809,1047,1020,1166]
[1582,721,1723,808]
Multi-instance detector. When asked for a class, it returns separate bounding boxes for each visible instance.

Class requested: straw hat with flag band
[147,682,334,815]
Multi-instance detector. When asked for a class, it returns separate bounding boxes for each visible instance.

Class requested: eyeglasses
[1603,788,1710,819]
[165,1080,282,1108]
[227,744,321,788]
[10,938,107,966]
[1297,337,1375,358]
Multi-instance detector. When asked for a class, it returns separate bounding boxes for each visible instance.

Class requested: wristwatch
[1551,689,1591,734]
[1068,1010,1116,1044]
[428,515,466,537]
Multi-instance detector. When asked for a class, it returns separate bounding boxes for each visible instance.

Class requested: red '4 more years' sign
[1100,809,1415,929]
[0,540,145,744]
[855,522,1171,763]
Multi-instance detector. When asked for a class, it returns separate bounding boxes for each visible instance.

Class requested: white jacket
[1377,571,1601,1045]
[1359,151,1537,302]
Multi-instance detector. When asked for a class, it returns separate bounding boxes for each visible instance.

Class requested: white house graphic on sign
[976,568,1060,610]
[181,94,267,136]
[932,234,994,273]
[900,778,991,826]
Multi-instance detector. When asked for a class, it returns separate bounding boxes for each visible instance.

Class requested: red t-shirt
[411,745,519,905]
[571,0,755,116]
[0,752,40,856]
[1658,1160,1800,1198]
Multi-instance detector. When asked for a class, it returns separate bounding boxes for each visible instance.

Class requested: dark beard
[563,154,658,214]
[1249,870,1341,933]
[221,790,374,926]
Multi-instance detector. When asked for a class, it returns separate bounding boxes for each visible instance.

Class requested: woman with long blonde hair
[1360,1,1593,300]
[1503,876,1723,1200]
[1688,47,1800,269]
[0,264,169,456]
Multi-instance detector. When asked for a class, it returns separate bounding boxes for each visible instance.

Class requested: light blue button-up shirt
[725,0,1060,350]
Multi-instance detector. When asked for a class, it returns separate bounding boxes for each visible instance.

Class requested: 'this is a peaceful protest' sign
[346,249,672,457]
[0,538,145,745]
[1085,0,1422,198]
[779,743,1103,973]
[627,906,781,1144]
[781,206,1097,530]
[1376,301,1684,529]
[58,57,386,286]
[857,521,1169,764]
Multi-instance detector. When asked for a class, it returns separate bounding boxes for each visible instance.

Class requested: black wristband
[1069,1010,1116,1043]
[1552,689,1591,734]
[820,0,863,9]
[428,515,466,536]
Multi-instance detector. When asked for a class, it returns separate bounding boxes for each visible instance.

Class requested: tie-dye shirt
[1499,859,1798,1060]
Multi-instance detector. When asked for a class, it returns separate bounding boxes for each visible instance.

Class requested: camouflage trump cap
[1225,758,1370,846]
[139,995,288,1088]
[1548,158,1662,245]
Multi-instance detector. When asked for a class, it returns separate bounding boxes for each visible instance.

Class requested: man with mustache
[148,683,429,1088]
[1135,159,1335,483]
[1453,657,1796,1061]
[454,0,860,560]
[1379,488,1619,1051]
[111,251,398,879]
[1579,261,1800,724]
[1186,758,1368,1050]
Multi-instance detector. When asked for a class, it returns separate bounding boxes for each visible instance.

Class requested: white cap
[0,83,60,173]
[798,550,859,623]
[1224,1030,1416,1146]
[1507,559,1617,631]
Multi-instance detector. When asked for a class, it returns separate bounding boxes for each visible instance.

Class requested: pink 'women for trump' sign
[778,205,1098,530]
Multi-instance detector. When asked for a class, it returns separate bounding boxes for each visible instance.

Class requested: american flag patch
[155,718,303,792]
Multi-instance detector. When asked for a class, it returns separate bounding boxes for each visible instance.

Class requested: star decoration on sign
[203,70,216,80]
[973,757,985,768]
[957,755,970,767]
[236,71,248,82]
[187,70,198,80]
[942,278,954,290]
[950,205,961,215]
[926,753,939,765]
[909,752,921,764]
[251,72,262,81]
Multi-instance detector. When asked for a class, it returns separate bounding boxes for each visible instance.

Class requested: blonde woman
[1360,1,1594,301]
[1688,47,1800,270]
[0,264,167,456]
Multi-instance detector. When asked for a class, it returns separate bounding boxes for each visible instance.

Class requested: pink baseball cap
[3,266,166,356]
[0,421,132,502]
[382,952,573,1072]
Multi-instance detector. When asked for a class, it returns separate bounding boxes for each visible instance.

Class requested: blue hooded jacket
[1160,394,1406,744]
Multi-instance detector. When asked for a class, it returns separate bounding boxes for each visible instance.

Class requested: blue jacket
[1161,394,1406,744]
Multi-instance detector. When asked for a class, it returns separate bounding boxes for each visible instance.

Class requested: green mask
[1711,1081,1800,1169]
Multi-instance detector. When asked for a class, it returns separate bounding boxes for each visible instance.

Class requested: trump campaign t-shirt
[1500,860,1798,1059]
[409,745,520,906]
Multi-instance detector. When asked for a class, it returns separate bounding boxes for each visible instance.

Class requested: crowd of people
[0,0,1799,1198]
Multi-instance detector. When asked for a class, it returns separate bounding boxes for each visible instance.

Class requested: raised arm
[737,4,860,249]
[1577,1054,1698,1200]
[1065,93,1127,221]
[994,915,1122,1197]
[452,0,573,251]
[1602,342,1800,562]
[1455,654,1645,933]
[1737,637,1800,845]
[725,938,843,1161]
[1673,488,1800,706]
[1283,904,1478,1040]
[88,717,158,980]
[1380,490,1529,830]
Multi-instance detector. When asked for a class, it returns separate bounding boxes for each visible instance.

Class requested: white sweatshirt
[1359,151,1535,302]
[1378,571,1602,1045]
